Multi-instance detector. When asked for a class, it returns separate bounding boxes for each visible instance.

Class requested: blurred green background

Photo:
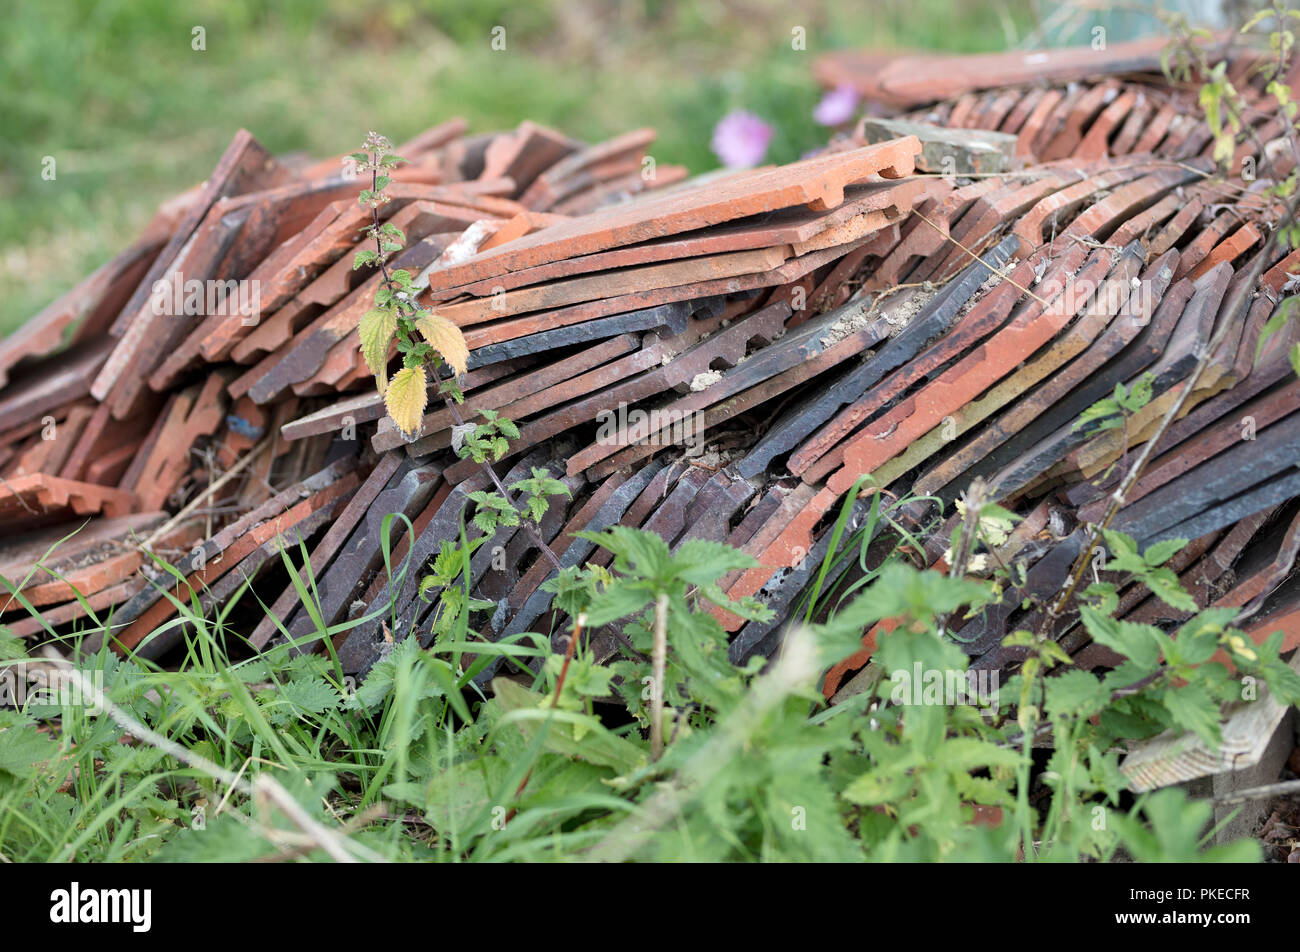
[0,0,1070,335]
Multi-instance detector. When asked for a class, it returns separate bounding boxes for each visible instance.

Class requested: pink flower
[711,110,773,169]
[814,84,859,126]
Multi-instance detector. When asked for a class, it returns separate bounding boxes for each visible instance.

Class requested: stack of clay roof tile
[0,115,925,670]
[774,36,1300,697]
[820,33,1300,173]
[4,34,1300,709]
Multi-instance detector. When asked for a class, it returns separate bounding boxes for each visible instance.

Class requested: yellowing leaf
[1227,634,1257,663]
[359,307,397,380]
[385,365,428,439]
[414,313,469,377]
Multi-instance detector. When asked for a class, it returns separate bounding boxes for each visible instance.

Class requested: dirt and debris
[689,370,723,391]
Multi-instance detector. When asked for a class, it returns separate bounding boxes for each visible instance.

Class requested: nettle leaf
[1100,696,1168,741]
[671,539,756,585]
[489,678,642,773]
[1159,682,1223,749]
[1037,638,1072,669]
[1044,669,1109,719]
[1099,531,1196,612]
[1074,397,1123,431]
[1099,528,1139,560]
[1100,658,1160,694]
[359,307,396,378]
[1120,372,1155,412]
[385,366,429,439]
[579,525,674,584]
[933,738,1022,773]
[1079,605,1163,668]
[428,540,464,587]
[494,415,520,440]
[1086,743,1129,804]
[287,654,331,684]
[899,699,946,756]
[414,313,469,376]
[542,565,605,619]
[1140,566,1198,612]
[544,654,615,700]
[838,561,992,632]
[276,677,343,715]
[347,638,439,711]
[1001,629,1035,648]
[1262,658,1300,705]
[1081,581,1119,614]
[584,578,653,628]
[0,718,60,776]
[0,632,25,661]
[1169,608,1238,666]
[440,378,465,404]
[1142,537,1186,567]
[723,588,777,625]
[842,753,925,805]
[155,812,276,862]
[507,468,570,516]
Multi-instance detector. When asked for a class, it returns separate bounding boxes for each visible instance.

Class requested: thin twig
[912,210,1051,307]
[650,593,668,760]
[0,474,40,515]
[246,803,387,862]
[141,435,272,549]
[1214,777,1300,806]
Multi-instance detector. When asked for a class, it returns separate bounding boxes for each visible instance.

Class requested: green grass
[0,0,1032,334]
[2,498,1284,862]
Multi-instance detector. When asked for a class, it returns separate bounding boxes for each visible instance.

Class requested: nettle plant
[910,485,1300,861]
[351,133,469,437]
[349,131,569,602]
[349,133,580,694]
